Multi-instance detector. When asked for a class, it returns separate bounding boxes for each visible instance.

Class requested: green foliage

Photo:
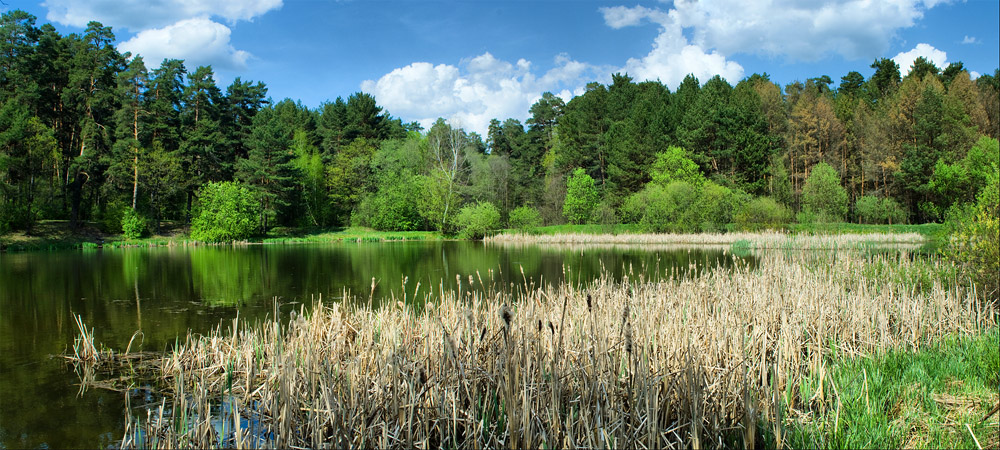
[352,175,426,231]
[649,146,704,187]
[98,200,128,234]
[454,202,501,240]
[734,197,791,231]
[120,208,148,239]
[944,174,999,300]
[563,168,598,224]
[855,195,908,225]
[589,199,618,228]
[691,182,744,232]
[782,330,999,449]
[621,181,703,233]
[508,205,541,232]
[928,136,1000,210]
[190,181,261,242]
[802,162,848,222]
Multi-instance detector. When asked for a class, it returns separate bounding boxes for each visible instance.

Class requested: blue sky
[9,0,1000,135]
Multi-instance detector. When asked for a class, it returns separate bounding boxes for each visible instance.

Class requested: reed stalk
[99,249,991,449]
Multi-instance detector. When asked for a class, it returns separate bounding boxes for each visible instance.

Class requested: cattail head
[537,319,542,333]
[624,325,633,354]
[586,293,592,312]
[500,305,513,328]
[548,321,555,335]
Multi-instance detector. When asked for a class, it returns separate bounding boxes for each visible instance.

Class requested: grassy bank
[521,223,943,239]
[1,222,441,253]
[488,230,927,250]
[74,249,994,449]
[261,227,441,244]
[782,330,999,449]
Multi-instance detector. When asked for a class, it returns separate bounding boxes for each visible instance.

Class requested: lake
[0,241,751,448]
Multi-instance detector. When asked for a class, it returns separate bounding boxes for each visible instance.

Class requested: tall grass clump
[102,250,993,449]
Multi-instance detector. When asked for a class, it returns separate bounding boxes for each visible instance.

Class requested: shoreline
[2,222,941,254]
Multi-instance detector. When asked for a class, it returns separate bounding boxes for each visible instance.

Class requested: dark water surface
[0,241,750,448]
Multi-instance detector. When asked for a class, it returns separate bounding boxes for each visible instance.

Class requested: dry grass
[486,231,925,249]
[100,250,991,449]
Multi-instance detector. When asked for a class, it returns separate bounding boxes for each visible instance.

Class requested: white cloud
[42,0,280,74]
[892,43,948,75]
[611,0,946,61]
[41,0,282,30]
[970,71,980,80]
[118,18,251,70]
[366,0,953,136]
[603,5,743,88]
[962,35,979,44]
[361,53,599,136]
[600,5,668,29]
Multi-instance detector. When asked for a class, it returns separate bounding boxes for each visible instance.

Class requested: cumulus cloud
[600,5,668,29]
[603,5,743,88]
[367,0,951,135]
[892,43,948,75]
[607,0,944,62]
[361,53,600,136]
[118,18,251,70]
[41,0,282,30]
[42,0,280,73]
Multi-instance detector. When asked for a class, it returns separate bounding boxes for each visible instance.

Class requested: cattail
[548,321,555,335]
[537,319,542,333]
[586,293,592,312]
[500,305,513,328]
[624,324,633,354]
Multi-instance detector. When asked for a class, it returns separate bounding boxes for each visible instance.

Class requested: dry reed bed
[486,231,925,249]
[114,251,992,449]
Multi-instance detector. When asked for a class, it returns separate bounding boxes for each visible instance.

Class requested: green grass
[513,223,644,235]
[511,222,943,238]
[0,221,944,253]
[2,222,442,253]
[786,222,943,238]
[777,329,999,449]
[261,226,441,244]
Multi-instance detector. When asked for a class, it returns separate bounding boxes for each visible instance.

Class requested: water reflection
[0,241,751,448]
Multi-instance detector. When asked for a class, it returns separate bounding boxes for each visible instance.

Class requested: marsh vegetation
[69,244,997,449]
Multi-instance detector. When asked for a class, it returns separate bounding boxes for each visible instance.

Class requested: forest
[2,10,999,240]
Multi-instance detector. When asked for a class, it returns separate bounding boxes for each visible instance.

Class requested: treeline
[1,10,998,238]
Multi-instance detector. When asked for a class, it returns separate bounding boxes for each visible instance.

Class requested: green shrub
[692,182,743,232]
[856,195,908,225]
[944,174,999,300]
[563,168,599,224]
[802,162,848,222]
[589,199,618,232]
[735,197,791,231]
[190,181,261,242]
[508,205,542,232]
[353,177,426,231]
[621,183,678,233]
[454,202,501,240]
[0,202,14,234]
[649,146,705,187]
[120,208,148,239]
[99,200,128,234]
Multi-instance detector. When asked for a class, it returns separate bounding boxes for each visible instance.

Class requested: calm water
[0,241,751,448]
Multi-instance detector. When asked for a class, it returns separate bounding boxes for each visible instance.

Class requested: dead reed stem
[108,249,991,449]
